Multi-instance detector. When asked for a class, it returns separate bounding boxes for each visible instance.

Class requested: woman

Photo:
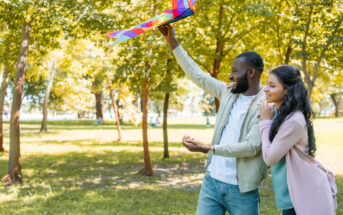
[258,65,337,215]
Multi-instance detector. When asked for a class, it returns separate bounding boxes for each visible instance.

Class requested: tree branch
[216,0,224,40]
[223,14,236,39]
[222,29,252,57]
[301,2,313,85]
[312,13,343,81]
[187,52,211,74]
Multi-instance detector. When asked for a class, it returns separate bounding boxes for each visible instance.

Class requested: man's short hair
[236,51,264,73]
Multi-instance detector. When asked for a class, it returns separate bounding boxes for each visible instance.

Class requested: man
[158,24,267,215]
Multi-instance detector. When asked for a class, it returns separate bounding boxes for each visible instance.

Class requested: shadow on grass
[0,148,205,214]
[0,149,206,189]
[31,124,211,131]
[1,186,199,215]
[27,139,184,149]
[4,120,213,131]
[0,146,342,215]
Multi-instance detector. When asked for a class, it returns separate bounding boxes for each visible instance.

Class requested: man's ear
[248,68,257,79]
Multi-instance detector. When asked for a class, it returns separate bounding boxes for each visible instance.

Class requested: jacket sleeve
[214,117,262,158]
[173,45,227,100]
[258,117,305,166]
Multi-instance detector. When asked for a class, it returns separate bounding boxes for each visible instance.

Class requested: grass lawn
[0,117,342,214]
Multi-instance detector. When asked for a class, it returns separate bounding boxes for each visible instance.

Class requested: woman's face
[264,73,288,107]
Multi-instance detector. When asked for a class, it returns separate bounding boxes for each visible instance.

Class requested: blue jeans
[282,208,296,215]
[196,172,260,215]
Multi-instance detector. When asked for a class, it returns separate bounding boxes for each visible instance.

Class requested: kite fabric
[104,0,197,56]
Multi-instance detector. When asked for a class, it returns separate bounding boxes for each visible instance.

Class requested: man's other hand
[182,135,211,153]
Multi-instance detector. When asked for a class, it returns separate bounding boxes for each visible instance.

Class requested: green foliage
[200,92,216,116]
[258,0,343,96]
[179,0,267,80]
[1,0,342,116]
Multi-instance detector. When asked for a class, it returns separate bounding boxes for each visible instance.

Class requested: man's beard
[231,74,249,94]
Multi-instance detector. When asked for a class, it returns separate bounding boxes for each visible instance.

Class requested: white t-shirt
[208,94,255,185]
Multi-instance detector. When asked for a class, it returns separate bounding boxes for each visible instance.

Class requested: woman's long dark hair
[269,65,316,156]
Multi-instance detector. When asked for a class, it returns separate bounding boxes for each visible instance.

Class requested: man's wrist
[210,145,215,153]
[206,145,215,155]
[168,38,179,50]
[203,145,214,154]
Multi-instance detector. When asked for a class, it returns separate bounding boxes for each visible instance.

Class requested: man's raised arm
[158,24,226,100]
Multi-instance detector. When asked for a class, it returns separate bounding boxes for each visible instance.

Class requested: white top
[208,94,255,184]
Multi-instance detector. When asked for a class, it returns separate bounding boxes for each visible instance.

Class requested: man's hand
[226,82,237,90]
[182,135,211,153]
[158,24,179,50]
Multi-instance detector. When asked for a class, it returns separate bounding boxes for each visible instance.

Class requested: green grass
[0,117,342,214]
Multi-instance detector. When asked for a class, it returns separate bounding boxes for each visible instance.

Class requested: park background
[0,0,342,214]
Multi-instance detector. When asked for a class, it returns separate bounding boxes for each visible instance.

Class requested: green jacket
[173,45,267,193]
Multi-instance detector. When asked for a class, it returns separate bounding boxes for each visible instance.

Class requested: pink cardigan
[259,111,337,215]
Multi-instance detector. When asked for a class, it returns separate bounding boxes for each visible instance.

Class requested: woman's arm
[259,117,306,166]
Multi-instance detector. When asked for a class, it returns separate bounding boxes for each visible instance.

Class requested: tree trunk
[284,46,292,64]
[40,59,57,132]
[212,55,223,113]
[3,21,31,185]
[141,63,153,176]
[214,94,220,113]
[301,5,313,98]
[115,92,123,124]
[330,93,340,118]
[77,112,85,119]
[211,0,225,113]
[163,92,170,159]
[0,64,10,152]
[116,101,124,124]
[95,91,104,124]
[283,19,295,65]
[163,58,172,159]
[139,2,159,175]
[211,66,221,112]
[109,88,122,142]
[306,80,314,99]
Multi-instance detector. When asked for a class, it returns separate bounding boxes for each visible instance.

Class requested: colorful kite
[104,0,197,56]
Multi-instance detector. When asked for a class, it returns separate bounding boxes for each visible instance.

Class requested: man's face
[230,57,250,94]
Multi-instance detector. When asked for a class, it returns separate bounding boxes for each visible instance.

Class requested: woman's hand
[182,136,210,153]
[158,24,179,50]
[259,101,275,121]
[226,82,237,90]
